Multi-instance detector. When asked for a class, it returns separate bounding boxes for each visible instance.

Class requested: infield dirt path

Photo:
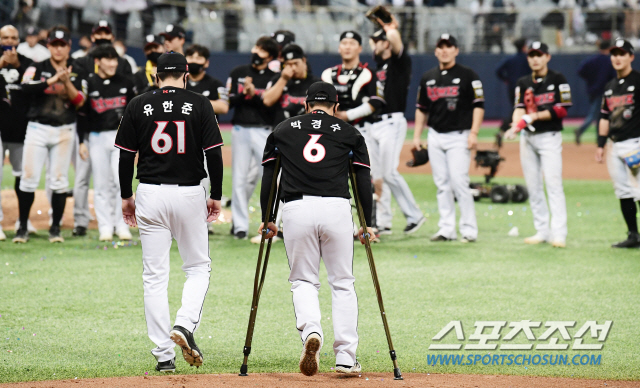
[1,372,637,388]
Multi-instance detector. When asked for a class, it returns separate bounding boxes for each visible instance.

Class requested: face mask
[251,52,266,66]
[94,39,112,46]
[146,52,162,63]
[115,46,125,57]
[188,63,203,75]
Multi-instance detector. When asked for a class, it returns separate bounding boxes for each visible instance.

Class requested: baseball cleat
[0,229,5,241]
[299,332,321,376]
[155,357,176,373]
[551,240,566,248]
[72,226,87,236]
[234,231,248,240]
[611,232,640,248]
[48,225,64,243]
[13,226,29,243]
[404,217,426,234]
[99,233,113,242]
[335,361,362,374]
[15,220,38,234]
[377,227,392,235]
[170,325,203,367]
[430,234,454,242]
[117,229,133,240]
[524,234,548,245]
[460,236,476,243]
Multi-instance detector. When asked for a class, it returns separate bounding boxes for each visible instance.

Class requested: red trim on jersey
[203,142,224,151]
[262,157,276,164]
[552,105,567,119]
[115,144,137,153]
[352,161,370,168]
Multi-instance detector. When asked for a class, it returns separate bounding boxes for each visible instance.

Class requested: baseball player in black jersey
[160,24,186,55]
[505,41,572,248]
[0,25,38,240]
[368,20,425,235]
[414,34,484,243]
[77,45,135,241]
[15,26,87,243]
[116,52,223,373]
[134,35,164,95]
[260,81,373,376]
[186,45,229,116]
[227,36,279,239]
[596,39,640,248]
[263,45,320,130]
[268,30,296,73]
[73,21,133,79]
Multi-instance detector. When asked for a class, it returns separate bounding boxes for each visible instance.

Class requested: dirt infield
[2,372,637,388]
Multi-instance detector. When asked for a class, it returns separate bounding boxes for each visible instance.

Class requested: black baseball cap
[48,28,71,45]
[26,26,38,36]
[340,31,362,45]
[370,29,387,42]
[92,20,113,35]
[527,41,549,55]
[282,44,304,61]
[271,30,295,49]
[611,38,634,55]
[156,52,188,73]
[306,81,338,103]
[160,24,186,40]
[436,33,458,47]
[144,34,163,49]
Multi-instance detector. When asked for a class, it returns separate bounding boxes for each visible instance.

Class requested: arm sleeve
[226,73,244,107]
[600,93,610,120]
[354,166,372,227]
[547,74,572,120]
[367,69,385,111]
[416,75,431,112]
[514,79,525,108]
[205,147,223,200]
[118,150,136,198]
[77,109,89,143]
[20,65,48,95]
[114,101,139,153]
[201,96,224,151]
[260,132,279,221]
[470,71,485,109]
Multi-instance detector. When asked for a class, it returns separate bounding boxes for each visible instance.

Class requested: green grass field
[1,126,638,383]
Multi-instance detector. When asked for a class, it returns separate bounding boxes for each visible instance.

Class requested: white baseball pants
[366,114,423,229]
[282,196,358,367]
[606,137,640,200]
[89,130,129,235]
[73,134,93,228]
[135,183,212,362]
[427,128,478,240]
[231,125,269,234]
[20,121,75,193]
[520,131,567,241]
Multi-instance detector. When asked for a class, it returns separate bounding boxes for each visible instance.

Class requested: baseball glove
[406,147,429,167]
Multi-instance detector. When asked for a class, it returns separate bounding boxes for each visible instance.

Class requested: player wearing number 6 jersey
[116,52,224,372]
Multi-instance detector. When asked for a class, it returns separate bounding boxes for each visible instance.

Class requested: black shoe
[13,225,29,243]
[430,234,454,242]
[169,325,203,367]
[378,227,392,235]
[72,226,87,236]
[155,357,176,372]
[612,232,640,248]
[230,223,235,235]
[48,225,64,243]
[234,231,247,240]
[574,129,581,145]
[404,217,426,234]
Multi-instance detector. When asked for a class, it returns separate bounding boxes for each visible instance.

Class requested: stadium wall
[126,48,637,122]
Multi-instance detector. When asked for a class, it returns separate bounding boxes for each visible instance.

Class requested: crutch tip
[240,364,248,376]
[393,368,403,380]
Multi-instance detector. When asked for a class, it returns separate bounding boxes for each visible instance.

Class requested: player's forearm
[354,166,373,226]
[385,28,403,55]
[530,110,552,122]
[512,108,525,123]
[205,147,223,200]
[262,78,287,107]
[210,100,229,115]
[21,80,48,94]
[118,150,136,199]
[64,81,85,107]
[598,119,610,138]
[414,109,428,141]
[346,102,374,122]
[260,162,277,221]
[470,108,484,135]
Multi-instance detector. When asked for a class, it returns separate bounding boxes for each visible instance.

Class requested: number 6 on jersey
[303,134,326,163]
[152,121,186,154]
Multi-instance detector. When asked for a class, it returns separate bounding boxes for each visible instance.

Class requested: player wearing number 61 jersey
[116,52,223,372]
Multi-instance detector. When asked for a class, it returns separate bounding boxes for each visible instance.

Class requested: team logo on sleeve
[472,80,484,100]
[514,86,520,106]
[559,83,571,103]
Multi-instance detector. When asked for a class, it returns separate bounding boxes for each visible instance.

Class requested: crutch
[239,154,281,376]
[349,159,403,380]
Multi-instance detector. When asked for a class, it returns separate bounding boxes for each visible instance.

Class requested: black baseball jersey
[262,110,370,199]
[133,62,158,95]
[416,64,485,133]
[321,63,385,125]
[375,48,411,114]
[115,86,223,184]
[601,70,640,142]
[187,73,228,116]
[227,64,276,126]
[514,70,572,133]
[1,53,31,142]
[21,59,87,126]
[80,73,136,138]
[266,73,320,124]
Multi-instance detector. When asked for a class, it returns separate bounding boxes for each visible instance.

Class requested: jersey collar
[311,110,328,115]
